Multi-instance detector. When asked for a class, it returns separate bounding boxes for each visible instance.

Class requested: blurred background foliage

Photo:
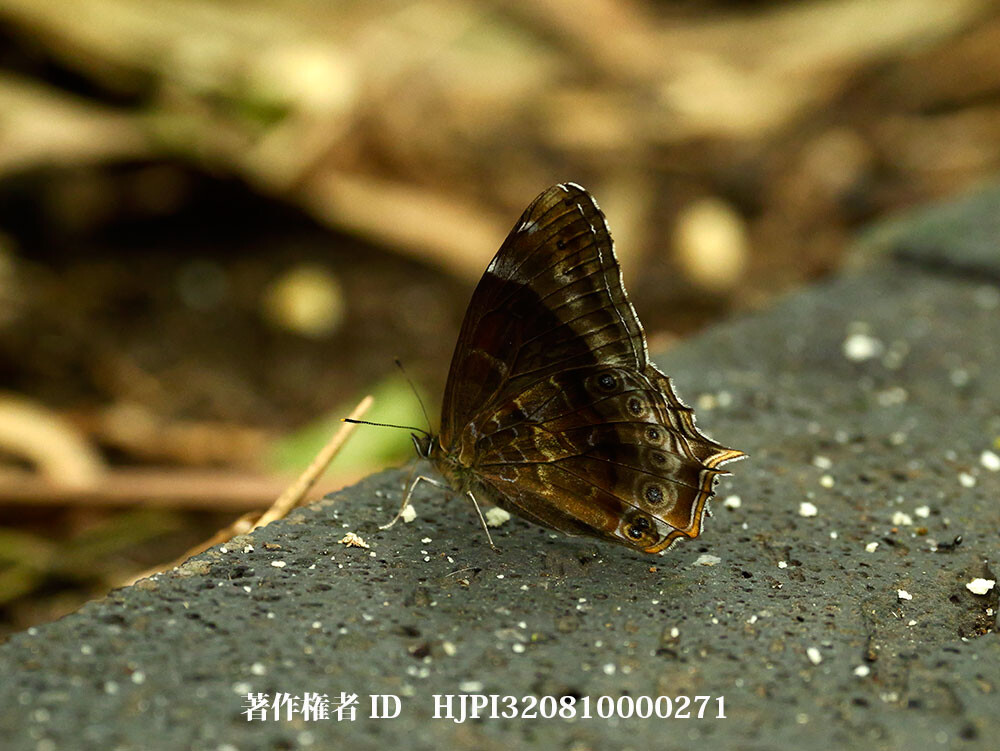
[0,0,999,634]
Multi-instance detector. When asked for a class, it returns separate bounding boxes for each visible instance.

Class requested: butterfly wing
[439,183,644,444]
[437,183,743,553]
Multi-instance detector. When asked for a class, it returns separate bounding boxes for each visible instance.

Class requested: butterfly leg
[380,472,443,530]
[466,491,499,552]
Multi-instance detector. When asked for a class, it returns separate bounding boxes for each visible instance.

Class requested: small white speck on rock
[400,505,417,523]
[981,451,1000,472]
[799,501,818,517]
[854,665,871,677]
[806,647,822,665]
[843,331,883,361]
[897,589,913,601]
[865,542,879,553]
[693,554,721,566]
[914,505,930,518]
[966,578,996,595]
[485,507,511,527]
[338,532,370,549]
[958,472,976,488]
[270,561,287,568]
[891,511,913,526]
[723,495,742,509]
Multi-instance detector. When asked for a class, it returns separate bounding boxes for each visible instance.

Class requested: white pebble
[271,561,287,568]
[865,542,879,553]
[459,680,483,693]
[820,475,835,488]
[693,554,721,566]
[843,333,883,361]
[806,647,823,666]
[812,455,833,470]
[799,502,818,518]
[897,589,912,601]
[891,511,913,526]
[958,472,976,488]
[485,508,510,527]
[854,665,871,677]
[981,451,1000,472]
[400,505,417,523]
[723,495,742,509]
[914,505,930,518]
[338,532,370,548]
[966,578,996,596]
[778,561,788,569]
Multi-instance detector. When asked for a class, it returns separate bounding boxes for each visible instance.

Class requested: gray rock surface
[2,186,998,751]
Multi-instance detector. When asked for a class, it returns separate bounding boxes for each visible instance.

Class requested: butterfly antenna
[340,418,431,439]
[394,358,433,435]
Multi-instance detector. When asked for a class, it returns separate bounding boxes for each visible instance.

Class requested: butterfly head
[410,431,434,459]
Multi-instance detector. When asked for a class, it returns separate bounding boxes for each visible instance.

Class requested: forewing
[439,183,644,446]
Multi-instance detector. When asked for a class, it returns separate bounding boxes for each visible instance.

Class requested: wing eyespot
[627,396,645,417]
[596,373,618,393]
[626,516,651,540]
[649,451,668,467]
[645,426,661,443]
[644,483,664,505]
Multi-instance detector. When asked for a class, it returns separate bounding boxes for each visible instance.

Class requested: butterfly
[378,183,744,553]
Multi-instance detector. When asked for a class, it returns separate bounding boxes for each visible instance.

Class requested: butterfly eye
[645,426,661,443]
[644,484,665,505]
[597,373,618,392]
[627,396,644,416]
[626,516,652,540]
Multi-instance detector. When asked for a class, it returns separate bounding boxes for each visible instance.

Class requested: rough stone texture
[1,186,998,751]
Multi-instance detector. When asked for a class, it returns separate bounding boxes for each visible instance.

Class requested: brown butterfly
[368,183,744,553]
